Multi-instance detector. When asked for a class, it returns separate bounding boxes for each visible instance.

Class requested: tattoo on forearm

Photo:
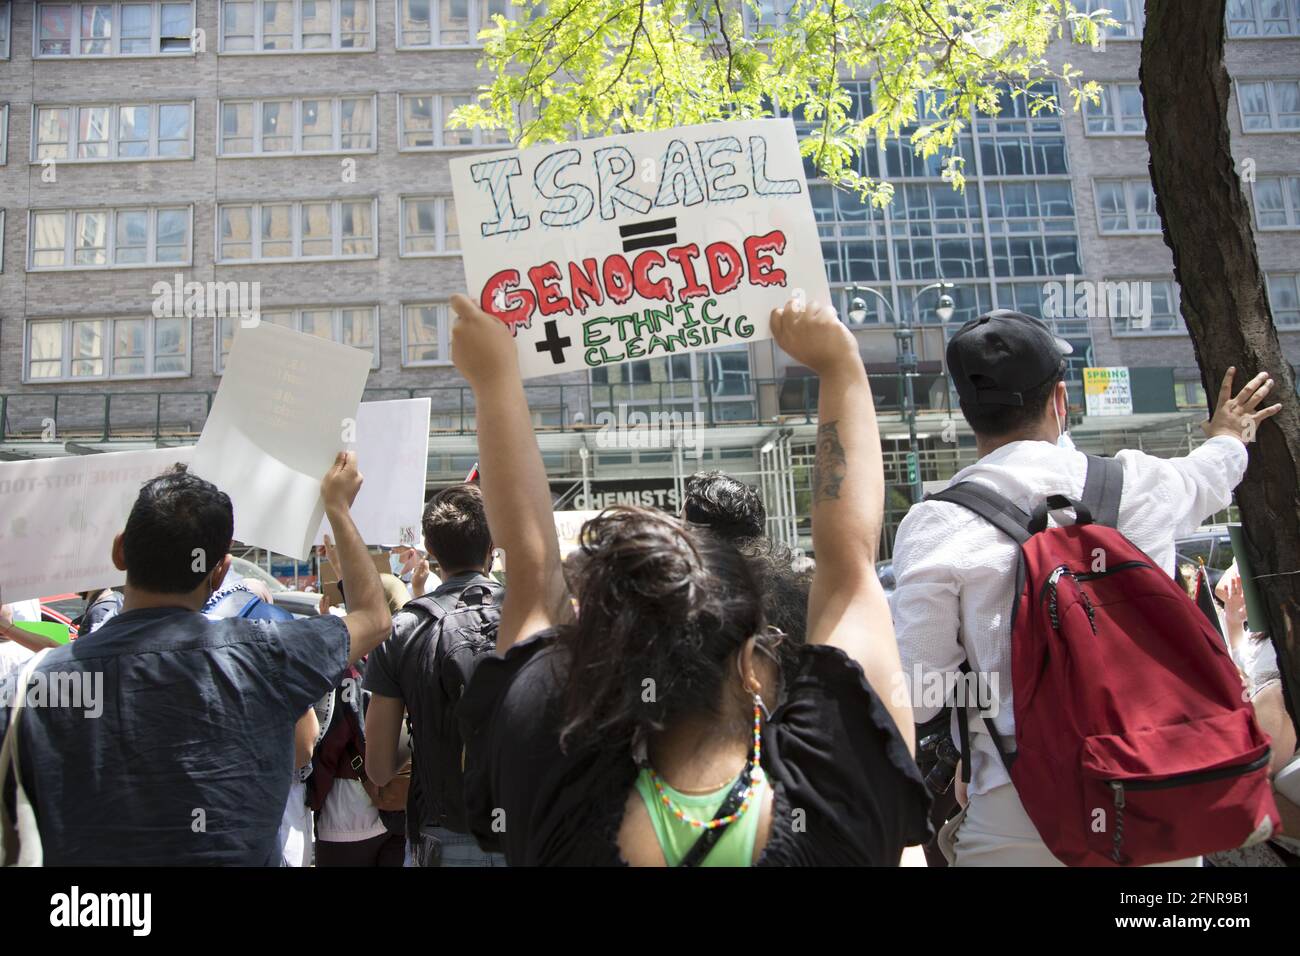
[813,421,846,503]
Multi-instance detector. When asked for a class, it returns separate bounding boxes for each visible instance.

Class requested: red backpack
[930,455,1278,866]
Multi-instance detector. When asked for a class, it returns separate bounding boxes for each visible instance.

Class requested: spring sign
[449,119,830,379]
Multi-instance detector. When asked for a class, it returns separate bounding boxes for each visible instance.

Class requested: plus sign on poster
[449,119,831,380]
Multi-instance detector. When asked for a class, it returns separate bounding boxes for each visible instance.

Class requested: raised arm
[449,294,569,654]
[770,298,914,752]
[321,452,393,665]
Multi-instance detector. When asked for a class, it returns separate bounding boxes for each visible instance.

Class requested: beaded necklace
[647,698,764,830]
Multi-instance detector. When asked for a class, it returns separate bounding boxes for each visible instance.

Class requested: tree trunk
[1140,0,1300,736]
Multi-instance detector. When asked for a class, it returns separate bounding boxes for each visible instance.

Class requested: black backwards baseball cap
[946,309,1073,407]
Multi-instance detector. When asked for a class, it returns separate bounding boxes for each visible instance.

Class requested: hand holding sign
[450,293,520,390]
[771,297,861,378]
[321,452,364,514]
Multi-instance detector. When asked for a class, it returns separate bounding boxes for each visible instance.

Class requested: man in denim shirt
[0,452,392,865]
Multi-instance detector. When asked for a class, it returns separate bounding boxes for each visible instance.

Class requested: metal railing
[3,364,1267,445]
[1,374,955,443]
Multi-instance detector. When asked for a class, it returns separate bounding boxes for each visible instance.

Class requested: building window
[973,83,1069,176]
[890,182,988,281]
[707,349,752,397]
[899,282,992,329]
[1237,79,1300,131]
[1,103,7,164]
[810,183,890,287]
[1094,178,1161,234]
[590,348,756,420]
[216,198,376,262]
[33,102,193,161]
[401,303,450,365]
[1266,273,1300,328]
[28,206,191,269]
[397,0,512,47]
[217,305,378,370]
[398,93,509,149]
[219,0,373,52]
[0,2,10,59]
[399,197,459,255]
[985,181,1081,277]
[1227,0,1300,37]
[1083,82,1145,135]
[1080,0,1144,37]
[1103,278,1183,335]
[1252,175,1300,229]
[26,315,191,381]
[218,95,376,156]
[743,0,789,32]
[35,2,194,57]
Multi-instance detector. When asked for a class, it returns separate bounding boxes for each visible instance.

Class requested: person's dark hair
[123,465,233,594]
[682,470,766,542]
[558,507,772,752]
[958,371,1063,439]
[422,483,492,574]
[742,539,812,648]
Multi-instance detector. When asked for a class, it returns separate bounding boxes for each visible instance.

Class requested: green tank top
[633,766,768,867]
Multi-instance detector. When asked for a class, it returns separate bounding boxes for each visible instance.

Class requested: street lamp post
[845,282,955,505]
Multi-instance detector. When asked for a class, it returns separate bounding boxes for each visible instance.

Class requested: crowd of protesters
[0,287,1296,868]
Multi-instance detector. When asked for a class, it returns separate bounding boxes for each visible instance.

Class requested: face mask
[1054,396,1075,450]
[389,553,410,580]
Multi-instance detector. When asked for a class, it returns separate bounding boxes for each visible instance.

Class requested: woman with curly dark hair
[451,291,930,866]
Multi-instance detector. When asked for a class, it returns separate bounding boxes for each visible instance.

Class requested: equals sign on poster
[620,217,677,253]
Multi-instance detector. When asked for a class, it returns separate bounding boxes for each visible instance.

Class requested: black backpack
[399,578,503,834]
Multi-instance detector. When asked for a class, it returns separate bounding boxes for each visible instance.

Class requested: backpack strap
[925,482,1033,546]
[674,759,755,868]
[923,485,1027,781]
[405,589,469,623]
[451,581,504,611]
[1081,454,1124,529]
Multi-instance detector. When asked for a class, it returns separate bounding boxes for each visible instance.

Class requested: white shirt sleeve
[890,502,967,723]
[1116,435,1248,540]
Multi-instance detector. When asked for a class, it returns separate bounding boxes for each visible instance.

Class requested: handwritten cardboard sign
[450,119,829,379]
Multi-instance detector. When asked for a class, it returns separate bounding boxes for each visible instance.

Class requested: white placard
[190,323,372,561]
[316,398,431,548]
[450,118,829,379]
[0,446,194,603]
[554,509,603,557]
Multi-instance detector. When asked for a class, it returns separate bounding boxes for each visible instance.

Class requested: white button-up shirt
[890,436,1248,797]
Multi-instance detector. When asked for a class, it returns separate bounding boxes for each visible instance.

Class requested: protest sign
[450,118,829,379]
[190,323,371,561]
[554,510,603,557]
[1083,367,1133,416]
[316,398,432,548]
[16,621,74,645]
[0,446,194,603]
